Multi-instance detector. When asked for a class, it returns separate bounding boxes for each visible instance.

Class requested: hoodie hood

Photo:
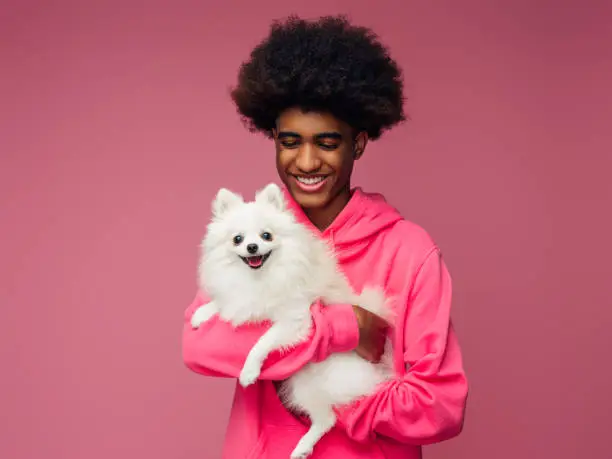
[282,187,404,262]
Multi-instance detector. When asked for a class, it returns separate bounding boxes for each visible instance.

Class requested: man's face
[274,107,365,210]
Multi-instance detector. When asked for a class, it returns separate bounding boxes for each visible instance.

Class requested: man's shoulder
[358,188,439,258]
[381,217,439,264]
[385,217,436,248]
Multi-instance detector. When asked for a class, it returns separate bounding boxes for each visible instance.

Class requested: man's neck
[304,186,352,232]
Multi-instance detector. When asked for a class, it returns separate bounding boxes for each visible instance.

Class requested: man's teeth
[297,176,325,185]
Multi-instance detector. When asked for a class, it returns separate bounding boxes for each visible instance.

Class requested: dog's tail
[355,287,396,375]
[354,287,395,324]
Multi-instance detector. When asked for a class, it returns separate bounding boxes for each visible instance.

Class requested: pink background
[1,1,611,458]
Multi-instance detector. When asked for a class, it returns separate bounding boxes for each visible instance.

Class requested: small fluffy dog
[191,183,392,459]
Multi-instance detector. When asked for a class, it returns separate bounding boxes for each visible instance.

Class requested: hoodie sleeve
[182,291,360,380]
[335,248,468,445]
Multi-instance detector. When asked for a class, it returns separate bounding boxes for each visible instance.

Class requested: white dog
[191,183,392,459]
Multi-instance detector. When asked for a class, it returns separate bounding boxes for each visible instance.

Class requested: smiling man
[183,14,468,459]
[273,108,367,230]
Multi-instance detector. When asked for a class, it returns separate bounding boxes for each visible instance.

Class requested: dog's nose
[247,243,258,254]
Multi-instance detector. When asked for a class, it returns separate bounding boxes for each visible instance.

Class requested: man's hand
[352,305,388,363]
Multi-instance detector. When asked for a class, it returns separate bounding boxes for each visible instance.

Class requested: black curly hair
[230,15,405,140]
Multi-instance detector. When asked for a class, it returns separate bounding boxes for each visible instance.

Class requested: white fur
[191,183,393,459]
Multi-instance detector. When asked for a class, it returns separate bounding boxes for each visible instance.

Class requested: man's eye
[281,140,299,148]
[318,143,339,150]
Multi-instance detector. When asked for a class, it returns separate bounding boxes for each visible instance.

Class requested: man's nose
[295,143,322,173]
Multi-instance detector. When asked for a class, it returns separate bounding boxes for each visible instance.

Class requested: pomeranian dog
[191,183,393,459]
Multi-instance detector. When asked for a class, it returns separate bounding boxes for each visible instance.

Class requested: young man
[183,15,468,459]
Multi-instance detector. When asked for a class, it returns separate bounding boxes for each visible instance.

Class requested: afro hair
[230,15,406,140]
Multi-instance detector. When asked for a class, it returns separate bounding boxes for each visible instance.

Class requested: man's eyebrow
[277,131,343,140]
[277,131,301,139]
[314,132,342,140]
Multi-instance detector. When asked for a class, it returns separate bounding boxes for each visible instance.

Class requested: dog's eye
[233,235,244,245]
[261,232,273,241]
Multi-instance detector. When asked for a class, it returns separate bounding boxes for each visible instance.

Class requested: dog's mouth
[240,252,272,270]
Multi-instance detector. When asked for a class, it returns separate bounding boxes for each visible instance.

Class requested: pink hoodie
[182,188,468,459]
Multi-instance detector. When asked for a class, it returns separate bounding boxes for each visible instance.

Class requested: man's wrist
[324,303,360,353]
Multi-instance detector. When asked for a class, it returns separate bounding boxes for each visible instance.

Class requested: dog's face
[205,184,295,271]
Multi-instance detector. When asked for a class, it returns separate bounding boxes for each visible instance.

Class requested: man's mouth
[293,175,329,193]
[240,252,272,269]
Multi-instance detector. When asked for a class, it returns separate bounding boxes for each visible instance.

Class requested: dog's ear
[255,183,285,211]
[212,188,243,218]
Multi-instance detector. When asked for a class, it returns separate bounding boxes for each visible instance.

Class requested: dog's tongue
[248,256,263,268]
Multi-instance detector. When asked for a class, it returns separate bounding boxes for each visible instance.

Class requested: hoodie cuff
[323,303,360,354]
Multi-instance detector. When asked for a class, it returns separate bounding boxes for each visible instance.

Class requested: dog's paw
[290,440,314,459]
[190,306,216,328]
[238,363,261,388]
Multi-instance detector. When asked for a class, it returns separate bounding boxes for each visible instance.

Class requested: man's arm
[182,291,361,380]
[336,249,468,444]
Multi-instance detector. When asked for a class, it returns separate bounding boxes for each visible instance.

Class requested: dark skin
[273,107,388,363]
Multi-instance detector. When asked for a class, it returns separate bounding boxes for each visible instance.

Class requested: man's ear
[353,131,368,160]
[271,128,280,149]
